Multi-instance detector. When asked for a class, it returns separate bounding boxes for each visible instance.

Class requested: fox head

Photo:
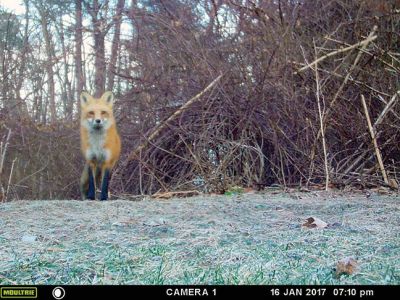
[80,91,115,132]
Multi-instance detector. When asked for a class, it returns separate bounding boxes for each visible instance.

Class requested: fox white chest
[86,131,110,163]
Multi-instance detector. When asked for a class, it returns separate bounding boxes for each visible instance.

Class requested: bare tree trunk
[205,0,222,35]
[107,0,125,92]
[1,13,18,117]
[1,44,9,113]
[75,0,84,116]
[92,0,106,97]
[39,9,56,123]
[94,33,106,97]
[42,89,48,124]
[57,20,73,120]
[14,0,30,119]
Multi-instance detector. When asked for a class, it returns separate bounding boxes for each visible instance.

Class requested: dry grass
[0,191,399,284]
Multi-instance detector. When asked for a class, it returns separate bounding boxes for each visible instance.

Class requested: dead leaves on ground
[301,218,359,277]
[302,217,328,229]
[335,257,358,276]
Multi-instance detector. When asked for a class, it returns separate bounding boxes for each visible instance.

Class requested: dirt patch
[0,191,399,284]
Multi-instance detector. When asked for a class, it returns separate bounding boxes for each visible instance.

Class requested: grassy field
[0,191,399,284]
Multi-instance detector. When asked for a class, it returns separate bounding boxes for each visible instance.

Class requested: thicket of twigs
[1,0,400,200]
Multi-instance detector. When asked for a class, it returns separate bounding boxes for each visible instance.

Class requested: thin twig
[326,26,378,117]
[0,127,12,201]
[309,26,378,173]
[0,127,11,175]
[314,41,330,190]
[5,158,17,202]
[127,73,224,162]
[361,94,389,185]
[373,90,400,129]
[295,27,377,73]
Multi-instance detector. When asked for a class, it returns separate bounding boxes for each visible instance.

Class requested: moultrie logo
[0,287,37,298]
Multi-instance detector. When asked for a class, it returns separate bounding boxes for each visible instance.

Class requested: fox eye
[87,111,94,117]
[101,111,108,115]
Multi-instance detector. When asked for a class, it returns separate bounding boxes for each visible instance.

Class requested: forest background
[0,0,399,200]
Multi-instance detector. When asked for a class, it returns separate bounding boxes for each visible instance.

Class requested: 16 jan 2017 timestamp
[270,287,375,298]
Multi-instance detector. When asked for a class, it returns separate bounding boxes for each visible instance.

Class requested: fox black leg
[87,166,96,200]
[100,168,110,200]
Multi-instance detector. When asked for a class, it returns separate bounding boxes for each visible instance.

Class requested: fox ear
[101,91,114,105]
[80,91,92,106]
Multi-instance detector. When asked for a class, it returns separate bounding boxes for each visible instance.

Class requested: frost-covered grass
[0,191,399,284]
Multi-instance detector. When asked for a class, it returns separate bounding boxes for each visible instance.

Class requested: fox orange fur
[80,91,121,200]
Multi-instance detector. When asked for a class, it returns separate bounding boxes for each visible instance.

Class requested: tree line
[0,0,399,200]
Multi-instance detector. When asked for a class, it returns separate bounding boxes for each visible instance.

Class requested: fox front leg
[85,164,96,200]
[100,167,110,201]
[80,163,96,200]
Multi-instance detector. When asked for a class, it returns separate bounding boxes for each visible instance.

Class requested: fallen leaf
[302,217,328,228]
[336,257,358,276]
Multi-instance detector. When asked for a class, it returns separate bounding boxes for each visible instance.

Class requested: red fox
[80,91,121,200]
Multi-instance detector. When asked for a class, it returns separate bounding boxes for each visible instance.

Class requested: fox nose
[95,119,101,124]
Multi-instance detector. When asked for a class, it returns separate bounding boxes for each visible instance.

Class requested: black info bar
[0,285,397,299]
